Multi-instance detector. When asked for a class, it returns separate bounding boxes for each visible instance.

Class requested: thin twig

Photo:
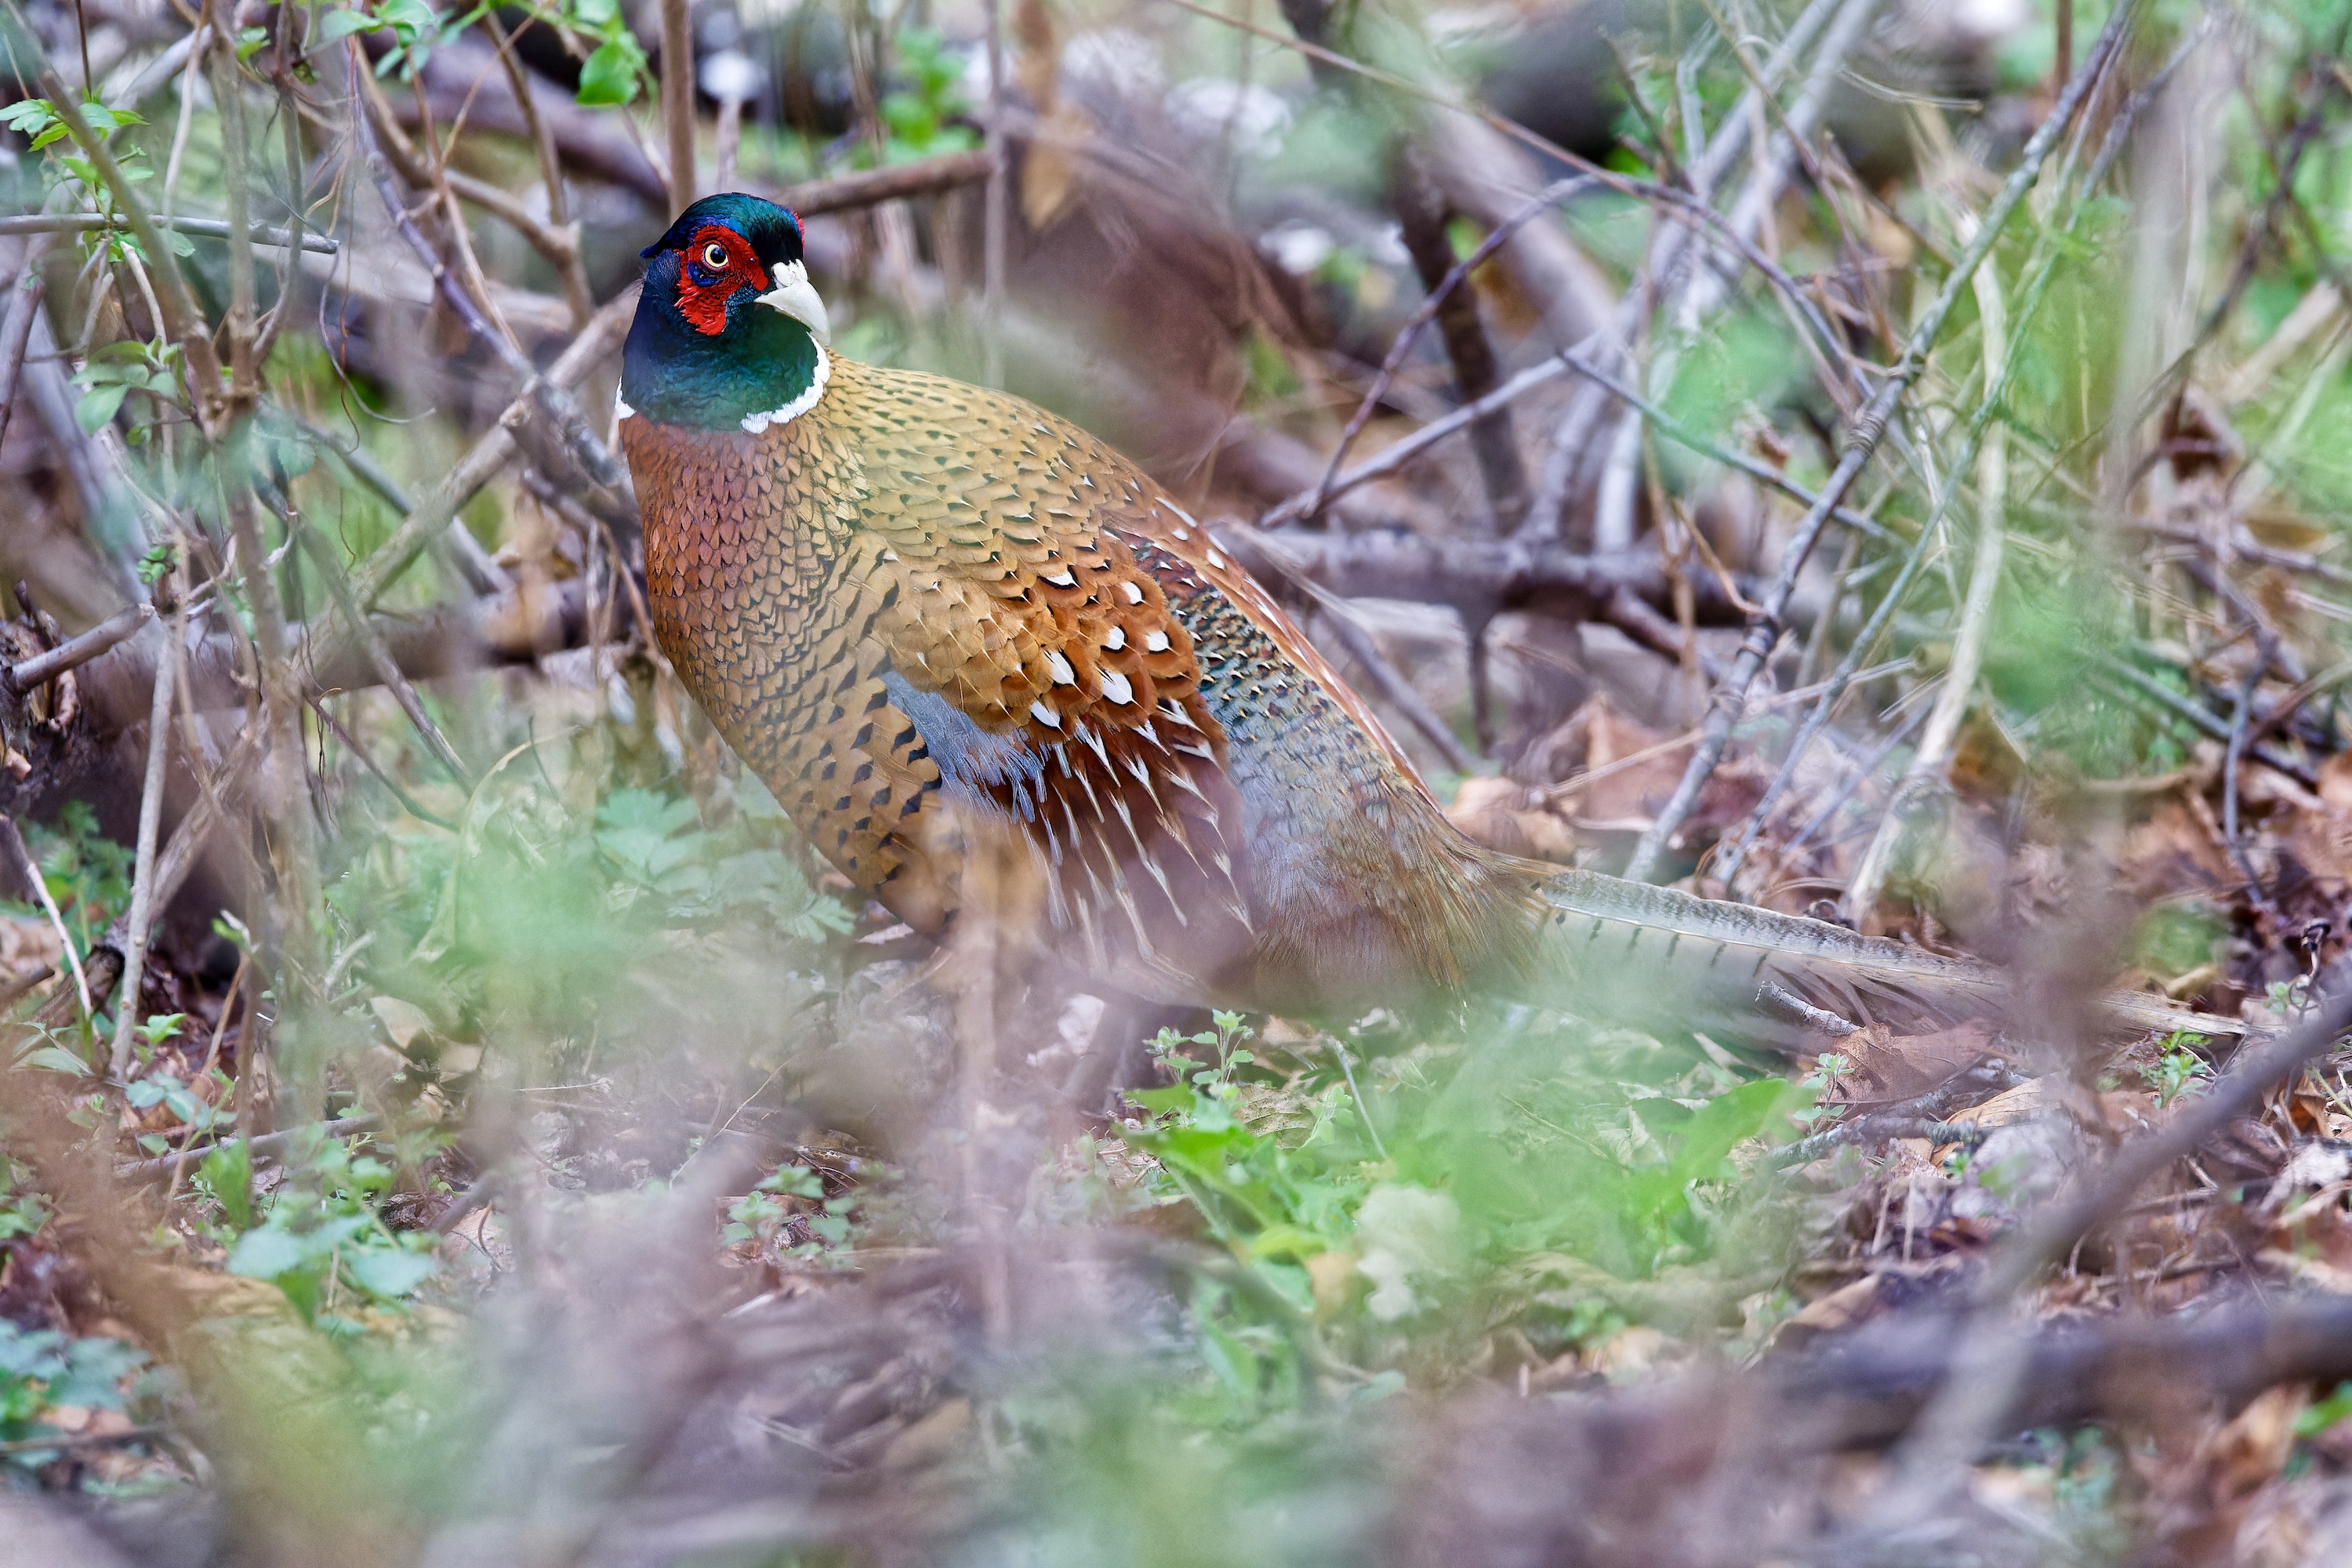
[1311,608,1475,774]
[0,815,91,1025]
[485,10,591,326]
[347,288,637,609]
[1862,965,2352,1532]
[0,1425,172,1457]
[1718,18,2213,890]
[1265,343,1889,542]
[1840,221,2009,924]
[0,212,338,252]
[0,232,50,453]
[108,615,177,1075]
[118,1112,386,1185]
[288,517,470,783]
[307,695,458,831]
[778,150,993,216]
[1624,1,2143,883]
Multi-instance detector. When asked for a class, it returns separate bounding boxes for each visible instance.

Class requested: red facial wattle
[673,223,771,337]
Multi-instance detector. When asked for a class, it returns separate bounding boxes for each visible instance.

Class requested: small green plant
[317,0,466,80]
[2151,1031,2212,1107]
[880,29,979,159]
[0,1156,50,1243]
[5,803,133,959]
[2298,1381,2352,1439]
[594,785,852,937]
[72,339,187,439]
[123,1062,234,1156]
[725,1163,858,1256]
[212,1131,440,1329]
[0,95,151,216]
[0,1322,150,1474]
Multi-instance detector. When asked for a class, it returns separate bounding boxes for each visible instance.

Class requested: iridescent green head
[621,194,831,433]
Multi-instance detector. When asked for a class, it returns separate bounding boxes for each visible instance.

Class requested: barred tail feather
[1520,868,2246,1043]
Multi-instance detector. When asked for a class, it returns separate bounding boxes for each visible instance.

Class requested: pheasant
[617,194,2221,1038]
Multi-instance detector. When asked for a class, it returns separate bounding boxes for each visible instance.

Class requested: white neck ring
[739,342,829,434]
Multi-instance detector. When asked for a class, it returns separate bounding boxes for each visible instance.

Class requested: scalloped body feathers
[623,355,1539,1013]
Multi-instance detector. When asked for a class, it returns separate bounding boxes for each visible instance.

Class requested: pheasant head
[620,193,832,433]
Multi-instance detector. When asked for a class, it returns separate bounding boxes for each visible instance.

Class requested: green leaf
[16,1046,92,1077]
[1668,1078,1794,1185]
[82,339,151,366]
[576,35,644,106]
[344,1246,436,1298]
[237,26,270,60]
[196,1142,252,1230]
[75,382,129,434]
[45,1337,144,1410]
[1126,1086,1196,1118]
[376,0,440,31]
[226,1225,313,1280]
[315,8,381,38]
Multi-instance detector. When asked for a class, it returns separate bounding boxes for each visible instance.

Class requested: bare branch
[0,212,337,252]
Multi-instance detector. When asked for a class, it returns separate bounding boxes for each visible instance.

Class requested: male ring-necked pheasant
[618,194,2212,1035]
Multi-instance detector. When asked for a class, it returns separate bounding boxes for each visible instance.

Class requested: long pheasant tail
[1523,868,2245,1043]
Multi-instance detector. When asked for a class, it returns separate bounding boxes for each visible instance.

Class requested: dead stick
[0,213,337,252]
[779,150,993,216]
[118,1112,386,1185]
[981,0,1007,386]
[289,518,470,782]
[4,604,150,692]
[1864,964,2352,1530]
[107,618,176,1075]
[0,232,53,452]
[1838,223,2009,924]
[347,286,637,608]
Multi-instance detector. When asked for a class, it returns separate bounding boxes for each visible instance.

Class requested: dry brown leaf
[371,996,435,1050]
[2161,1385,2308,1564]
[2119,797,2239,896]
[1824,1021,1998,1108]
[1785,1272,1881,1334]
[1019,107,1094,230]
[1951,1077,2051,1128]
[1448,775,1581,863]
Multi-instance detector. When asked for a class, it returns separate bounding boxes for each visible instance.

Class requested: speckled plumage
[617,194,2237,1038]
[625,353,1535,1011]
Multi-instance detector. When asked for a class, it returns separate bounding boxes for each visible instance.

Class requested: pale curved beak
[757,260,831,344]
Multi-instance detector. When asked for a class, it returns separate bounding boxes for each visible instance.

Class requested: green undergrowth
[1058,1007,1809,1413]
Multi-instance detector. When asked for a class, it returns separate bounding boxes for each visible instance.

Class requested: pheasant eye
[700,241,730,270]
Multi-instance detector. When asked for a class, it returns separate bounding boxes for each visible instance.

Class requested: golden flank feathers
[626,354,2244,1041]
[626,355,1530,1011]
